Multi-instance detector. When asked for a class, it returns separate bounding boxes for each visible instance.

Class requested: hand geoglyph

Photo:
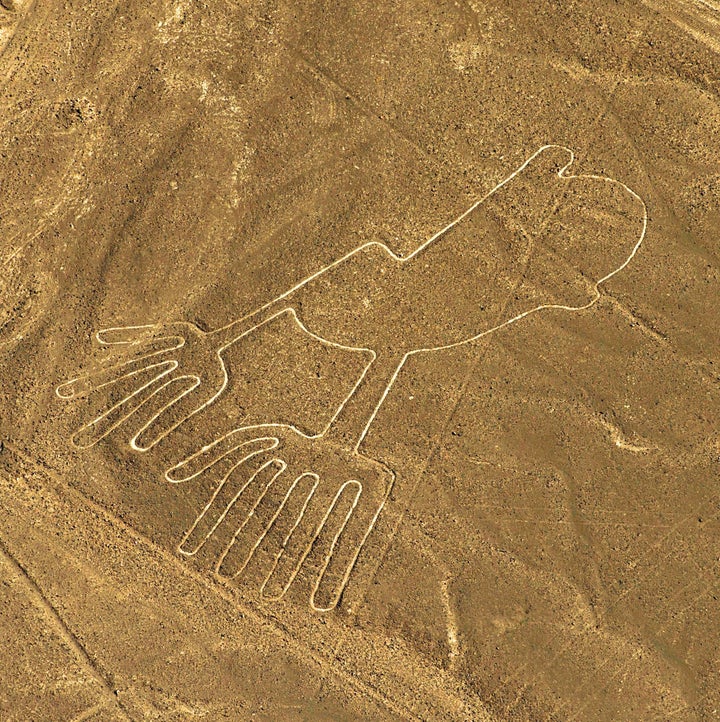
[56,146,648,611]
[57,321,230,451]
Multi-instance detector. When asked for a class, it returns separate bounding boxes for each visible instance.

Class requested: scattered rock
[54,97,97,129]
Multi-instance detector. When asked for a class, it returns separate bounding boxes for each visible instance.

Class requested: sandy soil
[1,0,719,719]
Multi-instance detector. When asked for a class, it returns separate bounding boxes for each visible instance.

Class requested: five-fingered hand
[56,322,229,451]
[53,145,647,613]
[167,424,395,611]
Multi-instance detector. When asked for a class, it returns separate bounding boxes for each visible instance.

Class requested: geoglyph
[56,145,648,611]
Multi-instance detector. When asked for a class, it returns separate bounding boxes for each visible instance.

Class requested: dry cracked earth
[1,0,719,720]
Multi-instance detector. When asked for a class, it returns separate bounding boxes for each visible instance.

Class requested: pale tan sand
[1,1,719,719]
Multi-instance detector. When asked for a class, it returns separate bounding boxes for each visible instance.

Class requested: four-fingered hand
[56,322,229,451]
[166,424,395,611]
[53,145,648,612]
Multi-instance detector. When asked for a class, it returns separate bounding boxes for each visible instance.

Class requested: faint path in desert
[0,442,492,721]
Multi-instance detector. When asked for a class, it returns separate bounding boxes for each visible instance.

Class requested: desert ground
[1,0,719,719]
